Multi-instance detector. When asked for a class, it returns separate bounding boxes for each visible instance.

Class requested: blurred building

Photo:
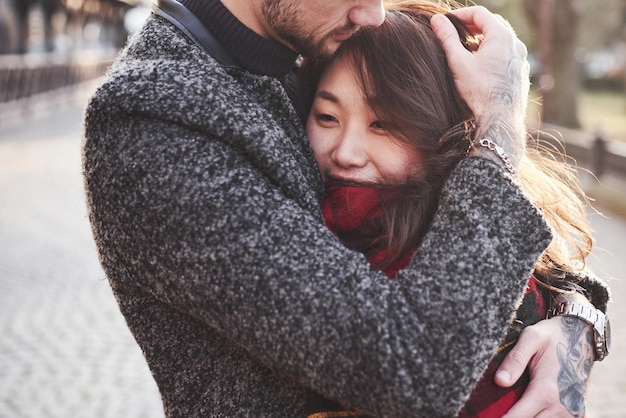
[0,0,151,122]
[0,0,148,54]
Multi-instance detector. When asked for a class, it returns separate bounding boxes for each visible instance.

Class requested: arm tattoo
[556,317,594,417]
[473,55,528,167]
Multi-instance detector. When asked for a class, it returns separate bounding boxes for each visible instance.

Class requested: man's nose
[348,0,385,28]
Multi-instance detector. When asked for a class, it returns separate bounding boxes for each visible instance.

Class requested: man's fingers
[445,5,504,37]
[496,327,542,387]
[501,389,545,418]
[430,14,464,56]
[502,382,567,418]
[432,7,527,65]
[447,6,517,39]
[447,6,526,54]
[430,13,474,78]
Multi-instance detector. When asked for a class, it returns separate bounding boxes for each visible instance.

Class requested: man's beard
[261,0,358,59]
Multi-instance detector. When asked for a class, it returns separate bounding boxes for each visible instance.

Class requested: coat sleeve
[83,86,553,418]
[572,272,610,313]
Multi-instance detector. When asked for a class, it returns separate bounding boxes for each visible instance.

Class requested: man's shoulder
[84,13,306,162]
[106,15,229,93]
[87,15,255,123]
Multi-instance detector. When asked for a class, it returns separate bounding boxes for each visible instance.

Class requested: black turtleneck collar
[179,0,299,78]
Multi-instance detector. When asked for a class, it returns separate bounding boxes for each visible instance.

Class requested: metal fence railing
[534,123,626,181]
[0,50,117,129]
[0,51,116,103]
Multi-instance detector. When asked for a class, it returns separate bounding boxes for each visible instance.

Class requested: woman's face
[306,55,424,184]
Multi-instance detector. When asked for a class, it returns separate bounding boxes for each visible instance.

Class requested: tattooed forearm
[556,317,594,417]
[471,55,529,168]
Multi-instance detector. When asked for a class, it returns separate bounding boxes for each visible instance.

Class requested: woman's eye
[316,114,338,124]
[370,120,390,131]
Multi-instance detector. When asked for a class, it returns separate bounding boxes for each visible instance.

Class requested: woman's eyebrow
[315,90,340,104]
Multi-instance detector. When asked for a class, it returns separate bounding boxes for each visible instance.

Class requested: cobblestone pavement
[0,85,624,417]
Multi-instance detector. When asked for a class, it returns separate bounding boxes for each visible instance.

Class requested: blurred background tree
[524,0,581,128]
[475,0,626,133]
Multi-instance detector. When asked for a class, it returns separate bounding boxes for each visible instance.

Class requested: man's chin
[314,41,342,60]
[295,36,341,60]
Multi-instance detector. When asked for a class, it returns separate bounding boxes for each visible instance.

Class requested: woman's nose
[330,128,368,169]
[348,1,385,28]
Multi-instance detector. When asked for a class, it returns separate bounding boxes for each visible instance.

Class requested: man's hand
[495,316,594,418]
[431,6,529,169]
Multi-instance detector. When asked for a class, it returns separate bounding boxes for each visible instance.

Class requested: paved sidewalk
[0,87,164,418]
[585,207,626,418]
[0,84,624,417]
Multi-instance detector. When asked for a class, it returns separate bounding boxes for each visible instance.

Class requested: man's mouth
[334,31,354,41]
[332,24,359,42]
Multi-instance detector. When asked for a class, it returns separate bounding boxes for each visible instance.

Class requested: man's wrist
[551,291,593,309]
[547,292,611,361]
[469,138,516,175]
[472,114,525,169]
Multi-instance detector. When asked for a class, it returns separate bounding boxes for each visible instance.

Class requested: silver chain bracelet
[475,138,516,176]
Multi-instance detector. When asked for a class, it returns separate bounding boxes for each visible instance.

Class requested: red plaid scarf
[321,183,416,278]
[306,185,548,418]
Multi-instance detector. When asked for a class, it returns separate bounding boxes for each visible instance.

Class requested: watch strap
[547,300,609,361]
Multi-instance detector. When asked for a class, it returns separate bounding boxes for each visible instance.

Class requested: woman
[303,2,607,417]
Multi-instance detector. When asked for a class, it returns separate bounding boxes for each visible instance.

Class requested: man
[82,0,609,416]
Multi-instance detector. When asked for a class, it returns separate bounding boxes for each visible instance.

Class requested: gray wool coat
[82,14,607,418]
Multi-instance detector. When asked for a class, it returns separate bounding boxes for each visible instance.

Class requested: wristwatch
[547,296,611,361]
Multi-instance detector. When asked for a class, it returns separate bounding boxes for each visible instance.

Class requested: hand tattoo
[556,317,594,417]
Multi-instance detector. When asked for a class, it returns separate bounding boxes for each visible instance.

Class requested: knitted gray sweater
[82,15,604,418]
